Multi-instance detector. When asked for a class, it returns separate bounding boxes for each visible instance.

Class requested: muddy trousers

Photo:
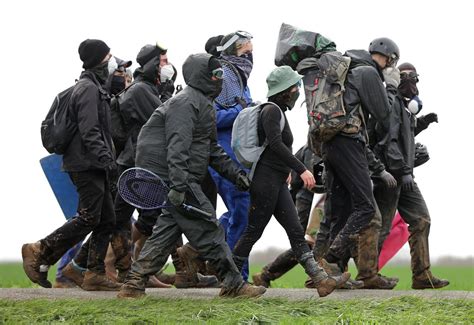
[257,193,314,280]
[125,183,242,290]
[374,180,431,277]
[40,170,116,273]
[233,164,311,262]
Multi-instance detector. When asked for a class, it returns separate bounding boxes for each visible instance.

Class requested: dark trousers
[233,164,311,260]
[261,190,314,279]
[126,183,242,290]
[322,135,376,260]
[40,170,115,273]
[374,180,431,277]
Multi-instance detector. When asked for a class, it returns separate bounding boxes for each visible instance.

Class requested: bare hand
[286,173,292,185]
[300,170,315,190]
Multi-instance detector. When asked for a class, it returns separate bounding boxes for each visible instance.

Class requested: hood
[183,53,217,96]
[344,49,383,79]
[133,56,160,83]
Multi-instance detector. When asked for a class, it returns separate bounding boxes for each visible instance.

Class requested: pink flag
[378,212,409,270]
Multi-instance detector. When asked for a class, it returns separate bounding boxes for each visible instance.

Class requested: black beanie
[78,39,110,69]
[205,35,224,57]
[398,62,417,73]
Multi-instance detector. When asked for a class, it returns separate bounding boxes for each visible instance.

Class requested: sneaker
[21,242,52,288]
[362,274,397,289]
[219,282,266,298]
[81,271,121,291]
[61,263,85,287]
[252,272,271,288]
[117,285,146,298]
[412,271,449,289]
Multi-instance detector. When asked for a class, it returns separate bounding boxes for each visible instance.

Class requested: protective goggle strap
[216,34,240,53]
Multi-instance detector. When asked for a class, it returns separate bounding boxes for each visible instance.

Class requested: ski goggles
[400,71,419,82]
[387,53,399,68]
[217,31,253,52]
[212,68,224,79]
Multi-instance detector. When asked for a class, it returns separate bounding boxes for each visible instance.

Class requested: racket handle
[181,204,213,218]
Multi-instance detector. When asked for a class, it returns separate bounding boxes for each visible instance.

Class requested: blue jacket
[214,86,252,163]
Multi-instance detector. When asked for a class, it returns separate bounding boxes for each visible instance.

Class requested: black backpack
[40,86,77,154]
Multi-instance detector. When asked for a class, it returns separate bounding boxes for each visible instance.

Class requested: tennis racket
[117,167,212,218]
[215,59,244,108]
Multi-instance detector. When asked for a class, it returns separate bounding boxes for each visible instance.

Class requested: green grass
[1,262,473,291]
[0,296,473,324]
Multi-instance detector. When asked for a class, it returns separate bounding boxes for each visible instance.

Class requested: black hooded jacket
[135,53,241,192]
[342,50,391,141]
[63,71,115,172]
[374,87,416,177]
[116,64,162,167]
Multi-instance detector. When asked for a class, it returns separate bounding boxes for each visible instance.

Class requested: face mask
[90,61,110,84]
[160,64,174,83]
[407,96,423,115]
[399,78,419,99]
[110,75,126,95]
[108,57,118,75]
[240,52,253,63]
[286,90,300,110]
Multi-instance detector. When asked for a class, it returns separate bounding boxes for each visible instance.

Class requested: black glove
[235,97,248,109]
[168,189,185,206]
[235,171,251,191]
[378,170,397,188]
[401,174,415,191]
[422,113,438,124]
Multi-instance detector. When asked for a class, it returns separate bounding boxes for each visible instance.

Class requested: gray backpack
[231,102,285,176]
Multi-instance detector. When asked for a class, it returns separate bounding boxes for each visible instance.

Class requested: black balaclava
[269,86,299,111]
[110,75,126,95]
[399,77,419,99]
[89,60,109,84]
[208,57,223,98]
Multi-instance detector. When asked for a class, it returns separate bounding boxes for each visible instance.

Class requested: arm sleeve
[261,105,306,175]
[75,85,111,163]
[414,115,429,136]
[215,104,244,129]
[208,123,241,183]
[165,100,196,192]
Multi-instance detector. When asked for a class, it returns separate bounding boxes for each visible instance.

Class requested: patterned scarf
[221,54,253,85]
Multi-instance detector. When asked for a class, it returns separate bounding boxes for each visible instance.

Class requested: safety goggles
[387,54,399,68]
[400,71,419,82]
[217,31,253,52]
[212,68,224,79]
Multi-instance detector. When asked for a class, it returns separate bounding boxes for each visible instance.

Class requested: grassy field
[1,263,472,324]
[1,262,473,291]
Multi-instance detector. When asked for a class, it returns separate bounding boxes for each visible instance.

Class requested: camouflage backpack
[297,51,362,144]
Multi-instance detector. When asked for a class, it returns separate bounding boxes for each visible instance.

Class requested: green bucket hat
[266,66,302,97]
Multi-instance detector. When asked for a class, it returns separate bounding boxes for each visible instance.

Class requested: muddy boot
[53,278,77,288]
[299,252,337,297]
[82,271,122,291]
[304,272,351,290]
[177,244,207,275]
[156,272,176,285]
[362,274,397,289]
[21,242,52,288]
[252,270,272,288]
[378,273,399,284]
[61,262,85,287]
[117,284,146,299]
[219,282,266,298]
[174,271,219,288]
[145,275,172,288]
[412,270,449,289]
[318,258,343,276]
[339,278,364,290]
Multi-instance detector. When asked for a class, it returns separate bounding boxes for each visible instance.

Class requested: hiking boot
[378,273,399,284]
[314,277,338,297]
[21,242,52,288]
[81,271,122,291]
[339,278,364,290]
[252,271,272,288]
[219,282,266,298]
[318,258,343,276]
[412,271,449,289]
[156,272,176,285]
[304,272,351,290]
[61,262,85,287]
[146,275,172,288]
[53,279,77,288]
[174,271,219,288]
[117,285,146,299]
[362,274,397,289]
[177,244,207,275]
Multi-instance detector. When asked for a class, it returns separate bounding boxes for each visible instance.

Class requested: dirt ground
[0,288,472,301]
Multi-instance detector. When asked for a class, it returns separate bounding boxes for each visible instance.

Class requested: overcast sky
[0,0,472,261]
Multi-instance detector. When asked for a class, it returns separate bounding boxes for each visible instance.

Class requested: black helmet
[369,37,400,67]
